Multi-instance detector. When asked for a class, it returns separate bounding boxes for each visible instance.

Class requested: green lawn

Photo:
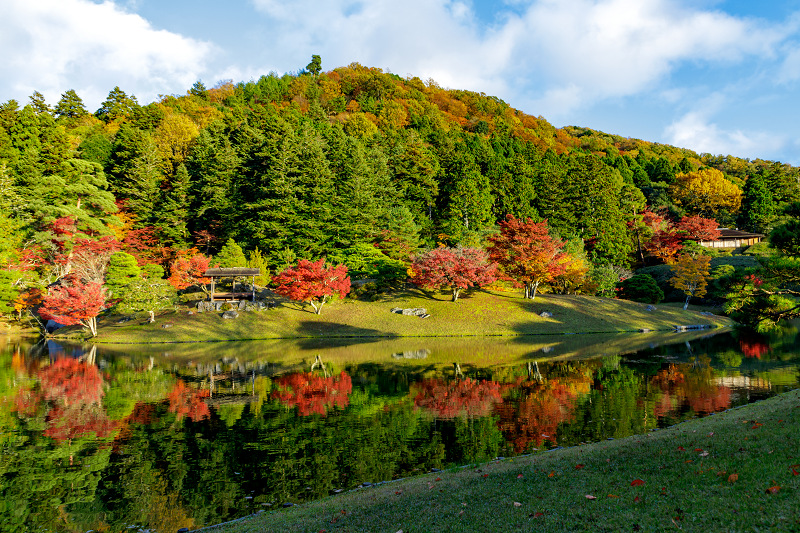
[78,289,733,344]
[203,389,800,533]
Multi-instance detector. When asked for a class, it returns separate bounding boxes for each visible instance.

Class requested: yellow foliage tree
[670,168,742,220]
[153,112,199,173]
[670,254,711,309]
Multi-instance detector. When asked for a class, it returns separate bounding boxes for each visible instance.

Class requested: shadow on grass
[295,321,399,348]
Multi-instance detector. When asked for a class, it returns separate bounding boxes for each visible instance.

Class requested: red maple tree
[272,371,353,416]
[39,275,107,337]
[486,215,567,300]
[675,215,721,242]
[167,248,212,291]
[411,246,496,302]
[273,258,351,314]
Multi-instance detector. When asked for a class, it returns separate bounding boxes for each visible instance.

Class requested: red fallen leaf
[607,494,619,498]
[482,474,489,478]
[631,479,645,486]
[517,474,524,479]
[634,496,641,503]
[677,446,686,451]
[395,491,403,495]
[575,464,585,470]
[529,512,545,518]
[548,471,555,477]
[728,473,739,483]
[435,477,442,481]
[585,495,597,500]
[751,422,763,429]
[685,460,693,463]
[694,448,703,452]
[765,486,780,494]
[791,467,800,476]
[341,510,347,515]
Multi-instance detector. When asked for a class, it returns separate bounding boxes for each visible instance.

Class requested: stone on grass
[222,310,239,319]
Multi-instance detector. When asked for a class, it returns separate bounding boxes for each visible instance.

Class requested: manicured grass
[80,289,733,344]
[203,389,800,533]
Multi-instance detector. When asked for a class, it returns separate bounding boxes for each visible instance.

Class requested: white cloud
[0,0,214,110]
[665,110,786,160]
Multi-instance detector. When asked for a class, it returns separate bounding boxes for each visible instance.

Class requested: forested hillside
[2,58,799,324]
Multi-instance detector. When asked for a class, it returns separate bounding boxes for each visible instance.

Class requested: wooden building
[203,268,260,302]
[699,229,765,249]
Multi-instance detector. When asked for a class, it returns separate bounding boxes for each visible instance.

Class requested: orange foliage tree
[412,378,503,418]
[39,275,107,336]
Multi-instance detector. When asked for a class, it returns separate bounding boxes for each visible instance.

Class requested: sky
[2,0,800,164]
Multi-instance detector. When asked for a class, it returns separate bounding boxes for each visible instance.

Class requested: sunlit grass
[78,289,734,344]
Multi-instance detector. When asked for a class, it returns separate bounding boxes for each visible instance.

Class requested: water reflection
[1,326,798,532]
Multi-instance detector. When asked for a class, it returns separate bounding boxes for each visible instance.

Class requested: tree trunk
[683,294,691,310]
[452,288,461,302]
[529,281,539,300]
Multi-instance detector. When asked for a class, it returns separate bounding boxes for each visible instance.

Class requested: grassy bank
[80,289,733,344]
[207,389,800,533]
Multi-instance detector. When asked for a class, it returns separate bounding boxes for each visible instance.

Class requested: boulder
[539,311,553,318]
[222,310,239,319]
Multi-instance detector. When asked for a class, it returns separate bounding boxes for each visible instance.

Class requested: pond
[1,325,798,532]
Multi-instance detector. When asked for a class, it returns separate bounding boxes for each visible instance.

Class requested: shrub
[617,274,664,304]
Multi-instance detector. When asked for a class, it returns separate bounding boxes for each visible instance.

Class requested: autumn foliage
[487,215,567,299]
[39,275,107,336]
[273,258,351,314]
[167,380,211,422]
[411,246,496,301]
[272,371,353,416]
[412,378,503,418]
[167,248,212,290]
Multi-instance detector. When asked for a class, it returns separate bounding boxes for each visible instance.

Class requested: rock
[639,328,652,333]
[645,305,657,311]
[238,300,247,310]
[539,311,552,318]
[161,323,173,329]
[392,307,428,317]
[391,349,430,359]
[222,310,239,319]
[215,302,223,311]
[390,307,403,314]
[187,310,194,315]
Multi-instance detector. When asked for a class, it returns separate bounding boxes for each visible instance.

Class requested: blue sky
[2,0,800,164]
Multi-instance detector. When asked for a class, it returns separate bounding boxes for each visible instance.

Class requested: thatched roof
[204,268,260,277]
[717,229,765,240]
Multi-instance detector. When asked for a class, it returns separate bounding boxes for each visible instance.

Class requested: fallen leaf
[395,491,402,495]
[751,422,763,429]
[765,486,780,494]
[677,446,686,451]
[694,448,703,452]
[517,474,524,479]
[607,494,619,498]
[699,451,709,457]
[728,473,739,483]
[435,477,441,482]
[708,432,714,437]
[482,474,489,478]
[685,460,693,463]
[529,512,545,518]
[548,471,555,478]
[634,496,640,503]
[585,495,597,500]
[792,468,800,476]
[631,479,645,486]
[575,464,585,470]
[514,502,522,507]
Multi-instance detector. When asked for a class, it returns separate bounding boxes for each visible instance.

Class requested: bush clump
[617,274,664,304]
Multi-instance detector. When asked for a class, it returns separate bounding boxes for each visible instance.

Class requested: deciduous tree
[411,246,496,302]
[273,258,350,314]
[39,275,107,336]
[486,215,566,300]
[167,249,211,291]
[670,254,711,309]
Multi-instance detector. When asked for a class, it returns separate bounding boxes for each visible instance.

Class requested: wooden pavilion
[699,229,765,249]
[203,268,260,302]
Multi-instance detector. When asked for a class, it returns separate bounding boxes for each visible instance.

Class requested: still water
[1,325,798,532]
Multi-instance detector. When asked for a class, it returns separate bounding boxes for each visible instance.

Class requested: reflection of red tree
[648,362,731,418]
[38,358,104,405]
[496,379,579,453]
[167,381,211,421]
[273,371,353,416]
[13,358,117,443]
[413,378,503,419]
[739,339,769,359]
